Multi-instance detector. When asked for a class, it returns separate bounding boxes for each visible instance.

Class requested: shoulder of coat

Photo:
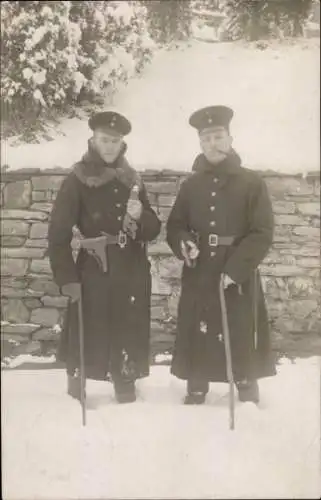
[238,166,264,185]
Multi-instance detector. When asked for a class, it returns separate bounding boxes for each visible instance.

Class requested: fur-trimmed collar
[73,140,140,189]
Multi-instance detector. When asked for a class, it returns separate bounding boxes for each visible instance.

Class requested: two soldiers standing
[48,106,276,406]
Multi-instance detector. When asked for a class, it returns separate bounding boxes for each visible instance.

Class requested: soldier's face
[92,128,124,164]
[199,126,232,164]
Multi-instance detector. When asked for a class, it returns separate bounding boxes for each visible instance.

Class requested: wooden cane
[219,276,235,430]
[77,291,86,426]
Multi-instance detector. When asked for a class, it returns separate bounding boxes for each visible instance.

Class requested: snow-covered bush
[1,0,154,136]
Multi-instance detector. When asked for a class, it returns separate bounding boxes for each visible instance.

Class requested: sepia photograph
[1,1,320,499]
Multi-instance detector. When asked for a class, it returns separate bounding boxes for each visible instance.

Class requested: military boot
[236,379,259,404]
[184,392,207,405]
[67,373,82,401]
[114,379,136,404]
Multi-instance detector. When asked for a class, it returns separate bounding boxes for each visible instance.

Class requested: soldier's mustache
[209,148,228,156]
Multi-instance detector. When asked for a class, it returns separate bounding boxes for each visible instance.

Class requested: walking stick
[253,268,258,351]
[77,290,86,426]
[219,275,235,430]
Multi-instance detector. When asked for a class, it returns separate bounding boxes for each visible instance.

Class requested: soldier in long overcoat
[48,111,161,403]
[166,106,276,405]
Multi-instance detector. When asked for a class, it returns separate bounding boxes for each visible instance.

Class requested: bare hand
[222,274,235,289]
[127,199,142,220]
[180,239,199,263]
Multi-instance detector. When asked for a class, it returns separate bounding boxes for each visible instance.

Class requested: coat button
[213,178,219,183]
[114,188,118,193]
[210,221,216,226]
[211,192,216,197]
[116,203,121,208]
[210,206,215,211]
[210,251,216,257]
[130,296,136,303]
[117,216,122,221]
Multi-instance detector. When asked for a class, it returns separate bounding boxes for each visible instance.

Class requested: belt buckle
[118,231,127,249]
[209,233,218,247]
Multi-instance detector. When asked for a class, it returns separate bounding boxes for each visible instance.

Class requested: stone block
[1,236,26,247]
[25,239,48,248]
[293,226,320,238]
[30,203,53,213]
[151,332,175,343]
[30,258,52,274]
[1,220,29,236]
[1,209,47,221]
[29,278,60,296]
[33,328,60,341]
[260,264,306,276]
[32,191,47,202]
[1,258,28,277]
[168,291,180,318]
[272,201,296,214]
[1,278,28,289]
[151,306,167,320]
[30,308,60,327]
[3,181,32,209]
[287,277,320,299]
[297,203,320,217]
[296,257,320,268]
[41,296,69,308]
[158,195,175,207]
[1,247,46,259]
[2,299,30,323]
[279,247,320,257]
[158,257,183,279]
[275,215,305,226]
[286,299,319,319]
[29,222,48,239]
[1,322,40,336]
[151,275,172,296]
[265,177,314,198]
[31,176,66,191]
[24,298,42,309]
[145,181,178,195]
[2,334,30,344]
[25,341,42,355]
[263,252,296,266]
[0,287,42,299]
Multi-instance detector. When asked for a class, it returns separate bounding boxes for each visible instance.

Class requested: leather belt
[101,231,127,249]
[208,234,235,247]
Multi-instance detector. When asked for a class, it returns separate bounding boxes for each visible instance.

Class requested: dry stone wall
[1,168,320,362]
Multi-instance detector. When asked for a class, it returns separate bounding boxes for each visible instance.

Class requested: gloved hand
[127,199,142,221]
[61,282,81,303]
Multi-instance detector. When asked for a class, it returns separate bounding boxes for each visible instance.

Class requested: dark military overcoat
[166,150,276,383]
[48,143,161,381]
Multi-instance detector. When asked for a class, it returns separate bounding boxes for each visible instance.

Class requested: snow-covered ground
[2,38,319,174]
[2,356,320,499]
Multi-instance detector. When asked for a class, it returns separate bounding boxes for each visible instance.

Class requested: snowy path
[2,357,320,499]
[2,39,319,173]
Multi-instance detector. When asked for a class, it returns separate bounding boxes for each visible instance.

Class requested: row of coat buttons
[210,178,219,257]
[114,188,123,221]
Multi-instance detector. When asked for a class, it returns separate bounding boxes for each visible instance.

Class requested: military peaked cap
[189,105,234,132]
[88,111,132,135]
